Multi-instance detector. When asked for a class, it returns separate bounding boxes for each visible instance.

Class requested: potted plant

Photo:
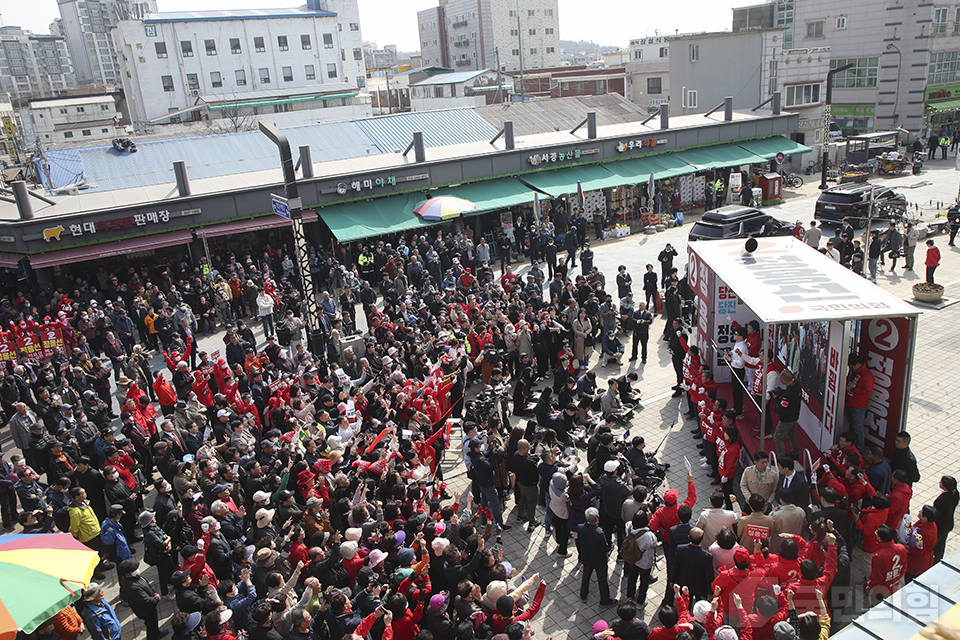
[912,282,944,304]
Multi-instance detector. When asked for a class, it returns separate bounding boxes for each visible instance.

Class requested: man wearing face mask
[201,515,233,581]
[103,465,138,541]
[101,504,133,584]
[119,558,169,640]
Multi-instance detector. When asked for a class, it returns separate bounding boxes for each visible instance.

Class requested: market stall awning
[687,236,920,323]
[603,154,697,182]
[519,164,619,197]
[0,253,22,269]
[927,98,960,112]
[442,178,537,214]
[673,143,768,170]
[737,136,812,159]
[27,229,195,269]
[318,194,437,243]
[197,210,318,239]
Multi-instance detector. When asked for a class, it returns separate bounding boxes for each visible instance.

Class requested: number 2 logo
[868,318,898,352]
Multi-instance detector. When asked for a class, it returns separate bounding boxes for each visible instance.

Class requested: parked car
[688,206,792,241]
[814,184,906,227]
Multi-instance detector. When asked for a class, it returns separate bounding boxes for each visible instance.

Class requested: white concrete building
[417,0,560,73]
[56,0,155,87]
[114,0,368,126]
[625,36,673,109]
[408,68,510,110]
[0,27,75,103]
[23,94,121,144]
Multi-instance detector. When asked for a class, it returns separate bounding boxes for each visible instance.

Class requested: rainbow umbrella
[0,534,100,640]
[413,196,477,221]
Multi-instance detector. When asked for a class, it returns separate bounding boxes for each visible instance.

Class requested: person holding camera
[467,437,512,531]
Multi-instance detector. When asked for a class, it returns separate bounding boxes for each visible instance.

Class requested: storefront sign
[831,104,875,117]
[925,83,960,102]
[336,175,398,195]
[527,149,582,165]
[43,209,173,241]
[860,317,911,456]
[629,36,672,45]
[616,137,667,153]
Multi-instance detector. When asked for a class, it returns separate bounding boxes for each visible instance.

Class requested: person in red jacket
[868,524,907,598]
[650,475,697,541]
[711,547,767,625]
[906,505,939,581]
[789,533,838,615]
[925,238,941,284]
[826,432,865,475]
[886,470,913,528]
[490,579,546,633]
[152,371,178,415]
[718,424,743,506]
[844,354,874,451]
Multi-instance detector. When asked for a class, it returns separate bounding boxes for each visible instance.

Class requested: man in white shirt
[696,492,741,547]
[256,290,275,339]
[824,239,841,262]
[803,221,822,249]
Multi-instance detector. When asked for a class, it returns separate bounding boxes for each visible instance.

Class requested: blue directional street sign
[272,194,290,220]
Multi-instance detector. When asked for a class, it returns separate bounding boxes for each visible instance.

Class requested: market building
[0,95,805,292]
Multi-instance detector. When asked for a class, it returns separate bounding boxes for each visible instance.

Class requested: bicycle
[782,172,804,189]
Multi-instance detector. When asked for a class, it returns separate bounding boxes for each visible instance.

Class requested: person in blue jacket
[81,583,122,640]
[101,503,133,584]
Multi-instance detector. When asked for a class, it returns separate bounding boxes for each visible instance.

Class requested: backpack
[620,529,643,566]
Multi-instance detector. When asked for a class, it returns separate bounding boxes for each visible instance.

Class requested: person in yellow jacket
[68,487,108,579]
[144,306,159,351]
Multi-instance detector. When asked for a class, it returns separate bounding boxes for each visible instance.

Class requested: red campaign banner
[859,317,912,457]
[269,378,289,393]
[0,334,17,363]
[746,524,770,540]
[39,326,64,360]
[16,332,43,361]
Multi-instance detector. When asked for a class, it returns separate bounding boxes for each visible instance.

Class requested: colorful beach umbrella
[0,534,100,640]
[413,196,477,221]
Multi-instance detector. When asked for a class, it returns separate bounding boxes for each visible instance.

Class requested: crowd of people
[0,215,952,640]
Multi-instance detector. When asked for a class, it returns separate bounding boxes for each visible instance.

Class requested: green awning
[673,143,769,170]
[318,193,436,243]
[737,136,812,159]
[441,178,537,214]
[603,154,696,182]
[928,98,960,112]
[519,164,620,197]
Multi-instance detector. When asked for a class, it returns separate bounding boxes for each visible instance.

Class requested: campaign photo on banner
[774,320,829,411]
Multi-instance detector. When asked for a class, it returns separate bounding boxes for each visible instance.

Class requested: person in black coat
[119,559,167,640]
[575,507,613,604]
[890,432,921,486]
[670,527,715,603]
[201,516,234,581]
[934,475,959,561]
[172,570,207,613]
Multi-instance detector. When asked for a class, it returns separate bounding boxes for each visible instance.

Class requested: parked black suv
[688,206,792,241]
[814,184,906,227]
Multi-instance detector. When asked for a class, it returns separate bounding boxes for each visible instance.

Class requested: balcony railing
[452,20,468,28]
[455,59,472,67]
[932,22,948,36]
[453,39,470,47]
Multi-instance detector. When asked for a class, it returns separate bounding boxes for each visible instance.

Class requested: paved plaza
[4,157,960,639]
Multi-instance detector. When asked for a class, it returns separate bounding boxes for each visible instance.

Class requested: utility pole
[494,48,504,103]
[258,122,324,359]
[820,63,854,190]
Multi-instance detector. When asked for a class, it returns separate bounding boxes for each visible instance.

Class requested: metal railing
[452,20,468,28]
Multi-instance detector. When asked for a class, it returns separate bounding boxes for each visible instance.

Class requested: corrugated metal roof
[474,94,649,136]
[36,148,84,190]
[409,70,492,86]
[354,109,497,152]
[198,83,356,102]
[70,120,379,192]
[144,7,335,22]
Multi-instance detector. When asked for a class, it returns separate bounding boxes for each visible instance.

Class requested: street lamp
[820,62,855,190]
[258,121,324,359]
